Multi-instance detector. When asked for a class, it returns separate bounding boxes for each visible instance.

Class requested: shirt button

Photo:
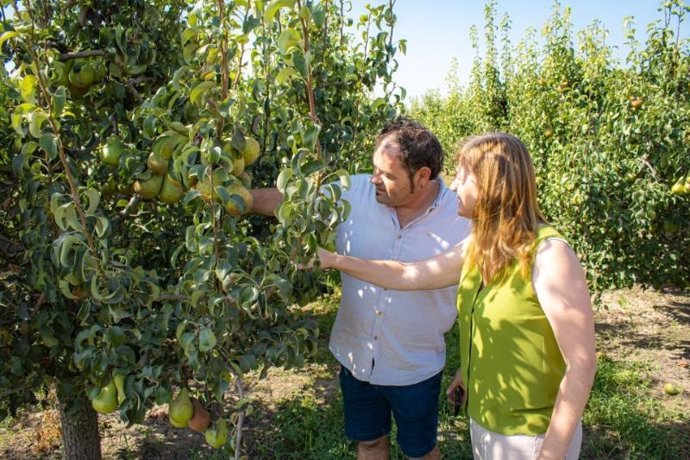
[373,335,379,340]
[376,310,383,316]
[397,235,402,239]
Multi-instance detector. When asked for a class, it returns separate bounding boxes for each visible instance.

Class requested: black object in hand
[452,386,464,416]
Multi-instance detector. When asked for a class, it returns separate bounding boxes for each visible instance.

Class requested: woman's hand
[446,369,466,409]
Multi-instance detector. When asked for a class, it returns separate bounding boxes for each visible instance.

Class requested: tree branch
[59,50,106,61]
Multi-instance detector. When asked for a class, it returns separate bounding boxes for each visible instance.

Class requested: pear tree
[0,0,404,457]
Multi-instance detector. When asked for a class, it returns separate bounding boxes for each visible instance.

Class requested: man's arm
[250,188,283,216]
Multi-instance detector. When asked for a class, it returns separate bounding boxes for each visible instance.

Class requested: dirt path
[1,287,688,459]
[596,287,690,415]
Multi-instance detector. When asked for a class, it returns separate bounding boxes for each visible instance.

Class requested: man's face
[370,135,415,207]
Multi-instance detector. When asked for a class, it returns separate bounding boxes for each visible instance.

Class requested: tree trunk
[58,392,102,460]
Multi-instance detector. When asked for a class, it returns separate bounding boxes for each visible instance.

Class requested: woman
[317,133,596,459]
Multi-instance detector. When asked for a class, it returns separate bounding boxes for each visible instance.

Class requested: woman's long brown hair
[458,133,546,282]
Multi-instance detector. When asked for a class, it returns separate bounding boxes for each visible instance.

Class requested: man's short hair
[376,117,444,181]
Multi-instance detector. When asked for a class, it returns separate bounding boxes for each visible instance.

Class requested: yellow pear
[241,137,261,166]
[224,183,253,217]
[231,153,245,177]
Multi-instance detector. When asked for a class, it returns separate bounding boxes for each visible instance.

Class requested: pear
[194,179,215,202]
[663,383,681,396]
[188,398,211,432]
[101,135,127,167]
[158,175,184,204]
[133,174,164,200]
[237,171,252,189]
[224,183,253,217]
[204,418,229,449]
[169,387,194,427]
[231,153,245,177]
[147,151,169,175]
[91,379,118,414]
[241,137,261,166]
[68,59,97,88]
[113,372,126,405]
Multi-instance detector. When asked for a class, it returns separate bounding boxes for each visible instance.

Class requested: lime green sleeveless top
[457,226,566,435]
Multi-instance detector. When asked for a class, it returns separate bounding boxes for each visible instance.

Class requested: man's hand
[296,247,336,270]
[316,247,336,269]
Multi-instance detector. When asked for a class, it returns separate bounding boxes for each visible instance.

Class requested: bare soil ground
[1,287,688,459]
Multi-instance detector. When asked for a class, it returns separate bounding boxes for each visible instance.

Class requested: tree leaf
[190,81,216,105]
[39,133,58,159]
[84,188,101,216]
[275,67,299,84]
[0,31,19,50]
[276,168,293,192]
[20,75,37,103]
[291,51,308,78]
[198,327,217,352]
[264,0,295,24]
[336,169,351,190]
[303,123,320,151]
[52,86,66,117]
[277,29,301,55]
[28,110,48,138]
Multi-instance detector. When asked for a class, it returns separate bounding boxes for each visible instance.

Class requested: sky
[348,0,690,101]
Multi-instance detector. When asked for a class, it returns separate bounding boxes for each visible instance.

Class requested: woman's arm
[533,239,597,460]
[317,239,467,291]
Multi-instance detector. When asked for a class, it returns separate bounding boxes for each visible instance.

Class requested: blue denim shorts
[339,366,442,457]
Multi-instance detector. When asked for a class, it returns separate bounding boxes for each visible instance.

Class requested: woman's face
[449,160,479,219]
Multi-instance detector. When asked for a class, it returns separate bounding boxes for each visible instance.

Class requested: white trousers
[470,418,582,460]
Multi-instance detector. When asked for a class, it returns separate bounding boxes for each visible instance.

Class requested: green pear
[91,379,118,414]
[169,387,194,427]
[68,59,97,88]
[133,174,164,199]
[158,175,184,204]
[204,418,229,449]
[147,151,169,175]
[113,372,126,405]
[101,135,126,167]
[237,171,252,189]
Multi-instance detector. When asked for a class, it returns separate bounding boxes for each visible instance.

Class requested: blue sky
[349,0,690,100]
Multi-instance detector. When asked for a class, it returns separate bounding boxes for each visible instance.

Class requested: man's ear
[415,166,432,187]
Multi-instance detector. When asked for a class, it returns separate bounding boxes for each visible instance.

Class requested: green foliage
[583,356,689,459]
[412,0,690,291]
[0,0,404,452]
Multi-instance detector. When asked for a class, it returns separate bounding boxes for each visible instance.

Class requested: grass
[1,292,688,459]
[243,300,689,460]
[582,356,689,459]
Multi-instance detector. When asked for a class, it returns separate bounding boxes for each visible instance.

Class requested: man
[251,118,470,459]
